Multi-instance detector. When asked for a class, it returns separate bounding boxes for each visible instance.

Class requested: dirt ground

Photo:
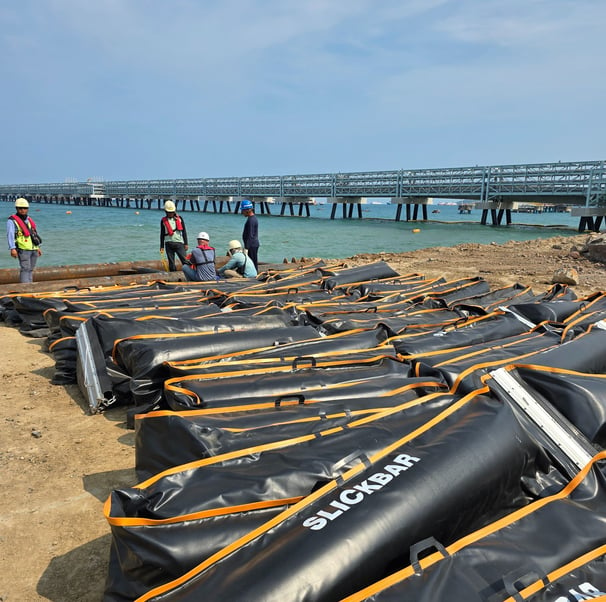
[2,233,606,601]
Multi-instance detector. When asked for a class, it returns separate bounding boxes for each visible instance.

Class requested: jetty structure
[1,160,605,231]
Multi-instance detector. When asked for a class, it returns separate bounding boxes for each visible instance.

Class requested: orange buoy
[135,211,140,215]
[412,228,420,233]
[66,210,72,214]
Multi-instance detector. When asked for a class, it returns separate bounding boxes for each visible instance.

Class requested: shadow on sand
[38,534,111,602]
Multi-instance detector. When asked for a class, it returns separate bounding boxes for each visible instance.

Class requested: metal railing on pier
[1,160,605,206]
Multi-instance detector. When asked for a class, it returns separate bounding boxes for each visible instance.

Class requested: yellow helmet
[164,200,176,212]
[15,198,29,208]
[228,240,242,254]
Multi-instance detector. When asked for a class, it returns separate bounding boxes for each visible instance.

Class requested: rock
[568,251,581,260]
[552,244,562,250]
[31,429,42,438]
[551,267,579,286]
[585,244,606,264]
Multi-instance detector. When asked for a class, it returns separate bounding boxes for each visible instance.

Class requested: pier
[1,160,605,231]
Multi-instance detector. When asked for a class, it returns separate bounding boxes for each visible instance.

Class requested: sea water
[0,201,580,269]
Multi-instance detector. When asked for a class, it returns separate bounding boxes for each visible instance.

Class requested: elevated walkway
[1,160,605,229]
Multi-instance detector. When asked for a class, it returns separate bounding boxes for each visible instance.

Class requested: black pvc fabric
[123,391,565,602]
[89,312,295,356]
[516,365,606,445]
[412,329,565,393]
[320,262,401,291]
[391,311,531,355]
[111,326,319,406]
[345,454,606,602]
[133,382,442,480]
[164,356,413,411]
[521,327,606,374]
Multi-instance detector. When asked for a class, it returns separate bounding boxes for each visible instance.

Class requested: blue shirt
[218,250,257,278]
[242,214,259,249]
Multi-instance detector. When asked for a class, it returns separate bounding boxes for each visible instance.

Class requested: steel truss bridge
[1,160,605,229]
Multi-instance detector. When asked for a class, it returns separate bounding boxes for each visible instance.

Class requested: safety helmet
[164,200,176,212]
[228,240,242,253]
[240,199,253,211]
[15,198,29,208]
[197,231,209,241]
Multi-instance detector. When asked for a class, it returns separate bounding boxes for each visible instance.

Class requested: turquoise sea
[0,200,581,270]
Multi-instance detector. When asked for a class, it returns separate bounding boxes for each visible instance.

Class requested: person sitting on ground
[217,239,258,279]
[182,232,217,281]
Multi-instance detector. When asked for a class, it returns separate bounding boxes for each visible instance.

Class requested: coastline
[2,234,606,601]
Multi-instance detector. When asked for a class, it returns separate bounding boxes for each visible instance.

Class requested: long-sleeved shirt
[160,215,188,247]
[242,214,259,249]
[217,250,257,278]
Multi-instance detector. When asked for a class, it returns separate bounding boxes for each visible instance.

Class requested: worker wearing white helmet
[182,231,217,281]
[7,198,43,283]
[160,200,189,271]
[217,240,258,279]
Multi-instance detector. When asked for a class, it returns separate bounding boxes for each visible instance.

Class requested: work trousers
[17,249,38,283]
[164,241,188,271]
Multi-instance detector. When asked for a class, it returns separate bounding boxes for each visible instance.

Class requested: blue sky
[1,0,604,183]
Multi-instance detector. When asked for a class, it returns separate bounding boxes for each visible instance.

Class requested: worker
[160,200,188,271]
[6,198,42,283]
[217,240,258,279]
[240,199,260,270]
[182,231,217,281]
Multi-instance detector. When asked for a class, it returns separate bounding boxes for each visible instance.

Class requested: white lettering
[302,516,326,531]
[303,452,422,530]
[367,472,393,487]
[579,582,606,597]
[340,489,364,505]
[555,582,606,602]
[354,478,384,494]
[393,453,421,467]
[318,508,343,521]
[384,463,409,477]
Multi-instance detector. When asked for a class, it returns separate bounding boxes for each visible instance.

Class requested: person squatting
[217,240,258,279]
[182,231,217,281]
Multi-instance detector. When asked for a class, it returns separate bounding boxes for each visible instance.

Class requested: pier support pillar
[476,202,514,226]
[571,207,606,233]
[328,197,366,219]
[391,197,433,222]
[276,197,313,217]
[201,196,233,213]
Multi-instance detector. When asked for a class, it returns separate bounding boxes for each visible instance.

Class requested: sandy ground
[1,233,606,601]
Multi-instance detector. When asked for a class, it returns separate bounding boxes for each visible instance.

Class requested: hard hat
[164,200,176,212]
[197,231,209,240]
[15,198,29,208]
[228,239,242,251]
[241,199,253,211]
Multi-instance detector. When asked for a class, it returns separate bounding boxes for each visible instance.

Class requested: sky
[1,0,605,184]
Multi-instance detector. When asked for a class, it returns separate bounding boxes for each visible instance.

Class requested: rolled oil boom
[0,260,167,285]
